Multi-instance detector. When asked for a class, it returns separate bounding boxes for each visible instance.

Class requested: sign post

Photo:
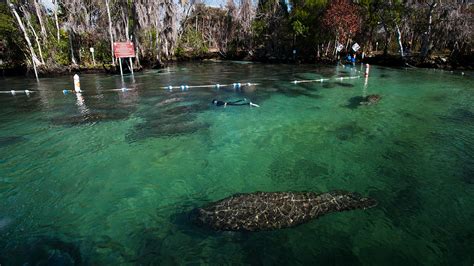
[90,47,95,66]
[113,42,135,79]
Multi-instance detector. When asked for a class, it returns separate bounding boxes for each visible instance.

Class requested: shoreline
[1,54,472,78]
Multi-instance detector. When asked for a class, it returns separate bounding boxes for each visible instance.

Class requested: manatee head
[188,208,209,227]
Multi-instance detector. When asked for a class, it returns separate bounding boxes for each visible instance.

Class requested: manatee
[50,112,129,126]
[0,237,83,265]
[0,136,26,148]
[155,97,185,107]
[0,217,13,231]
[345,94,381,109]
[362,94,381,105]
[190,191,377,231]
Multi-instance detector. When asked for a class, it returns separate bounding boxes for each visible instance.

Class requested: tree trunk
[395,24,404,58]
[325,40,330,57]
[9,3,39,80]
[382,23,390,56]
[69,30,77,65]
[105,0,116,65]
[420,1,437,59]
[33,0,47,39]
[54,0,60,42]
[28,22,45,64]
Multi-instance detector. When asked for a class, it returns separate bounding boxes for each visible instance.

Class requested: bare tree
[105,0,115,65]
[53,0,60,42]
[8,2,40,80]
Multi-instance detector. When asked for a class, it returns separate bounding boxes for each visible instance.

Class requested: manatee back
[192,192,319,231]
[191,191,377,232]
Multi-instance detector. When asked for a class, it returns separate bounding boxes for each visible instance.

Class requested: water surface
[0,63,473,265]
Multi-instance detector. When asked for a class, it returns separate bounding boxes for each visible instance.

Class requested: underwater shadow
[0,236,83,265]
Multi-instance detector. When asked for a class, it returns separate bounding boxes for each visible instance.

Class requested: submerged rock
[190,191,377,231]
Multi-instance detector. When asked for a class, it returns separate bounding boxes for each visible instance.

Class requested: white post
[90,47,95,66]
[129,57,134,75]
[364,64,370,77]
[119,58,123,78]
[74,74,81,93]
[363,76,368,98]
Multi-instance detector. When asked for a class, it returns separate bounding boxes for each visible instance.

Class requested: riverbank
[1,51,472,78]
[363,53,474,70]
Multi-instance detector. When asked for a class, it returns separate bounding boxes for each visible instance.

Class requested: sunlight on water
[0,62,473,265]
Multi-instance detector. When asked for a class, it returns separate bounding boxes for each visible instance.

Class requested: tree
[322,0,361,48]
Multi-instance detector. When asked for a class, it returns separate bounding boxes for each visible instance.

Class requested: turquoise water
[0,63,473,265]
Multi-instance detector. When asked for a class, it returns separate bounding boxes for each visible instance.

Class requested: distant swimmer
[211,99,260,108]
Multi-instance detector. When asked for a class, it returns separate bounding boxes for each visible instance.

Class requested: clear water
[0,62,473,265]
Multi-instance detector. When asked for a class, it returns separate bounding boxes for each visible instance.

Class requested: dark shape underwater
[190,191,377,231]
[0,136,26,148]
[345,94,382,109]
[0,237,82,265]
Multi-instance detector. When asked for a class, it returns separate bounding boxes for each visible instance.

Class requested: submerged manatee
[0,136,26,148]
[345,94,382,109]
[191,191,377,231]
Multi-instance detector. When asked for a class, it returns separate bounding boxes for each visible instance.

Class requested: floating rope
[292,78,330,84]
[1,75,363,97]
[160,82,260,90]
[0,90,35,95]
[292,76,360,84]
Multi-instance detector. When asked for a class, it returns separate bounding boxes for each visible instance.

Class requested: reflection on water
[0,63,473,265]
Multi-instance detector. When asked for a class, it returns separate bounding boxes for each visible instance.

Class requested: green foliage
[51,31,71,65]
[0,3,25,66]
[291,19,306,37]
[1,0,471,69]
[94,39,113,64]
[176,28,208,57]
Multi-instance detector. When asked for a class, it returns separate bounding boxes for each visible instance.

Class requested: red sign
[113,42,135,58]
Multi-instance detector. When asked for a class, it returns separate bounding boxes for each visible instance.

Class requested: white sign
[89,47,94,53]
[352,43,360,52]
[336,43,344,52]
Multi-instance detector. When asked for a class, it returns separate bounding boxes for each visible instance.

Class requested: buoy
[121,87,128,92]
[216,84,220,88]
[63,89,69,95]
[24,90,30,94]
[11,90,16,95]
[247,82,251,86]
[364,64,370,77]
[168,85,173,90]
[185,85,189,90]
[73,74,81,93]
[180,85,185,90]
